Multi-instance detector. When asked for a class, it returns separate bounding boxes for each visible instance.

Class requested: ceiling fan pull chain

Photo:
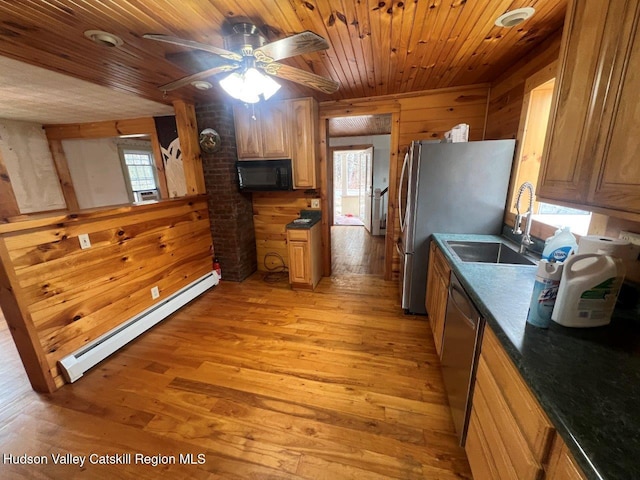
[251,104,257,121]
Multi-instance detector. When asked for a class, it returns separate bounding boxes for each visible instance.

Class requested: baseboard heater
[58,271,219,383]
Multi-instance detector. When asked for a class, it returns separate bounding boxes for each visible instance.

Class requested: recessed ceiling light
[191,81,213,90]
[84,30,124,47]
[495,7,535,28]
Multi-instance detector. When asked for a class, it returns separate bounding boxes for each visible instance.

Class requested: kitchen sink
[446,241,536,266]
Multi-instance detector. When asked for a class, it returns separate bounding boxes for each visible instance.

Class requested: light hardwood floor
[0,273,471,479]
[331,226,385,276]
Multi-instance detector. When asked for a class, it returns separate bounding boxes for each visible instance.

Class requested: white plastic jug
[551,253,625,327]
[542,226,577,262]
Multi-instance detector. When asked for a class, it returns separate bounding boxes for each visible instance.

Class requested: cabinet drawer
[481,328,554,461]
[287,229,309,242]
[432,244,451,286]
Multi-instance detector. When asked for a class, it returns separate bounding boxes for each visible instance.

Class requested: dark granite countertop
[285,209,322,230]
[432,233,640,480]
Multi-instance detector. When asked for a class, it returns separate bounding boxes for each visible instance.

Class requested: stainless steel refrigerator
[398,139,516,314]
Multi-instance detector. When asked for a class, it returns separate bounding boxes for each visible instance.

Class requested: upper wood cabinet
[288,98,319,189]
[538,0,640,218]
[233,102,289,159]
[233,98,319,189]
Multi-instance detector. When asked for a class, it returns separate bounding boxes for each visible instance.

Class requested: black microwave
[236,159,293,192]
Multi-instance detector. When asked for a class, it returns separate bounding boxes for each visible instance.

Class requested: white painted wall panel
[0,119,66,213]
[62,138,130,209]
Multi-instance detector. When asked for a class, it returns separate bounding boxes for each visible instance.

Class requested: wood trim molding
[149,123,169,199]
[0,148,20,218]
[173,100,205,196]
[43,117,158,140]
[320,116,331,277]
[0,239,56,392]
[47,139,79,211]
[319,83,491,114]
[385,111,401,281]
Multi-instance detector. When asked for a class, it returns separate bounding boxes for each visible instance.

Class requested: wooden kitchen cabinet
[288,97,319,189]
[425,241,451,357]
[233,98,319,190]
[546,435,588,480]
[538,0,640,218]
[465,326,555,480]
[233,101,289,159]
[287,224,322,289]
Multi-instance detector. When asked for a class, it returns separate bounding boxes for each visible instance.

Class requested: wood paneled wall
[252,192,314,272]
[320,84,490,280]
[0,197,212,392]
[485,30,563,140]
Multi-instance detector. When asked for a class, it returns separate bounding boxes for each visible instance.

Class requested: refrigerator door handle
[398,151,409,233]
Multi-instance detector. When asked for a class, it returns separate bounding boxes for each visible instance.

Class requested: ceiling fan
[143,23,340,102]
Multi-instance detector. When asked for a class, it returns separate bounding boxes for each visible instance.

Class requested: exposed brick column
[195,102,257,281]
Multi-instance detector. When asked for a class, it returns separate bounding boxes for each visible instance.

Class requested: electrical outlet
[78,234,91,249]
[619,231,640,245]
[311,198,320,209]
[151,286,160,300]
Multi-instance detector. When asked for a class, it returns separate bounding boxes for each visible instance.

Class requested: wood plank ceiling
[0,1,566,106]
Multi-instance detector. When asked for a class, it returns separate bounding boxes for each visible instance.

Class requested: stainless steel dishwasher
[440,272,485,446]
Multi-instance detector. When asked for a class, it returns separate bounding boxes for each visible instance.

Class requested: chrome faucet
[513,182,535,254]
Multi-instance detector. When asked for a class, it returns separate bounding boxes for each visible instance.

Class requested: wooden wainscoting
[0,197,213,392]
[0,273,471,479]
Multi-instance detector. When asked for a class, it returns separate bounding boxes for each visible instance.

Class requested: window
[119,148,159,202]
[511,77,592,236]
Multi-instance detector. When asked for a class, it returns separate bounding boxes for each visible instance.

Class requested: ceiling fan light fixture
[84,30,123,47]
[219,68,281,104]
[494,7,535,28]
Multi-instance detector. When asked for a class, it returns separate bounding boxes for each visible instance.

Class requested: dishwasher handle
[448,281,479,330]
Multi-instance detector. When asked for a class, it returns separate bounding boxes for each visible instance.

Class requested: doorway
[332,146,373,228]
[327,116,392,276]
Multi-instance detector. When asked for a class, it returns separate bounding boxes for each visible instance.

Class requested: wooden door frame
[318,106,400,281]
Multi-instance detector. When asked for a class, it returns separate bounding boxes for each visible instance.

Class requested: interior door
[363,147,374,232]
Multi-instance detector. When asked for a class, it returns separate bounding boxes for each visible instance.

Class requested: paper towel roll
[578,235,639,260]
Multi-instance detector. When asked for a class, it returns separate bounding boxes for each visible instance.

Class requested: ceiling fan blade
[254,31,329,63]
[261,62,339,94]
[159,64,240,91]
[143,34,243,62]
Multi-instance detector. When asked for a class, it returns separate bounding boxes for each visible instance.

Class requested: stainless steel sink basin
[446,241,536,266]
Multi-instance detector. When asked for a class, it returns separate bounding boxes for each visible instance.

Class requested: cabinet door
[537,0,611,204]
[587,2,640,214]
[426,243,450,357]
[288,240,310,285]
[546,435,587,480]
[288,98,318,189]
[260,102,290,158]
[233,105,262,159]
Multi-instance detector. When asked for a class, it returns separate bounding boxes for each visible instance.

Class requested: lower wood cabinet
[546,435,588,480]
[425,241,451,356]
[466,326,555,480]
[287,224,322,290]
[465,326,588,480]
